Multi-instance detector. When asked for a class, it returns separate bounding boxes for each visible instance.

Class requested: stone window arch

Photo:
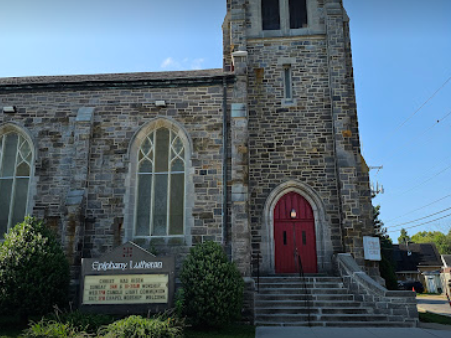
[0,124,35,238]
[125,118,193,243]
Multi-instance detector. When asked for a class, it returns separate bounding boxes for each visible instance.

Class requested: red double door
[274,192,317,274]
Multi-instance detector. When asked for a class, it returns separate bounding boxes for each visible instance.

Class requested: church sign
[80,242,174,314]
[363,236,382,261]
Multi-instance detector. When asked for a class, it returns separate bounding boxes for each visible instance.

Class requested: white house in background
[441,255,451,296]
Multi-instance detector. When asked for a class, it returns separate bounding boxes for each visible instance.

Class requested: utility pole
[369,166,384,196]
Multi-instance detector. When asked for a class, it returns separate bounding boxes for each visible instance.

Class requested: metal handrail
[297,252,311,326]
[252,252,261,293]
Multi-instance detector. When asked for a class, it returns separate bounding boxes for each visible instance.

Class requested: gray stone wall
[335,254,418,327]
[324,0,375,269]
[242,0,374,273]
[246,36,342,273]
[228,0,252,277]
[0,80,232,272]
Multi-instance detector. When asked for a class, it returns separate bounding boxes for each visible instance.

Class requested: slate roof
[442,255,451,267]
[393,243,442,272]
[0,69,226,86]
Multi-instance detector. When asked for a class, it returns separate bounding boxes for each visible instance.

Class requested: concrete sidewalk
[417,294,451,317]
[256,326,451,338]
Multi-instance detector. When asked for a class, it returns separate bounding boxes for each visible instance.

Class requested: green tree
[373,205,387,237]
[398,228,410,244]
[379,237,398,290]
[410,230,451,255]
[373,205,397,289]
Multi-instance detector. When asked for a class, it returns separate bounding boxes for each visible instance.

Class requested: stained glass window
[135,128,185,237]
[0,132,32,239]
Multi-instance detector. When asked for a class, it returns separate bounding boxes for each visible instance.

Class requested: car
[398,281,425,293]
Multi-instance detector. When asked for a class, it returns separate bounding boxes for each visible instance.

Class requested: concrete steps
[253,276,410,327]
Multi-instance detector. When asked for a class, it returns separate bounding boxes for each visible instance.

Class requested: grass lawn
[419,312,451,326]
[185,324,255,338]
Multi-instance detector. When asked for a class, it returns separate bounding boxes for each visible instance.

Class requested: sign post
[80,242,175,314]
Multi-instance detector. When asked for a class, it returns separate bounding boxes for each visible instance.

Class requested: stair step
[255,308,320,315]
[258,288,348,295]
[320,315,389,322]
[258,277,341,283]
[255,294,355,301]
[255,314,319,323]
[255,314,389,323]
[323,321,416,328]
[258,282,343,289]
[255,307,369,315]
[252,275,414,328]
[254,321,322,327]
[320,308,371,315]
[255,300,361,308]
[255,322,416,328]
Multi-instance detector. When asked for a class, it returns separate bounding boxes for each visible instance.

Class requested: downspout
[222,76,230,259]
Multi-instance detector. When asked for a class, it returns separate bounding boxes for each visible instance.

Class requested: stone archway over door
[274,192,317,274]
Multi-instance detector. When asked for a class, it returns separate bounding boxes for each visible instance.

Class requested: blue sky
[1,0,450,243]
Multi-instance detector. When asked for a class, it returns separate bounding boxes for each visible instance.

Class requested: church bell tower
[223,0,376,276]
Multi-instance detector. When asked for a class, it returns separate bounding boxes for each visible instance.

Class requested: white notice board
[83,274,168,305]
[363,236,381,261]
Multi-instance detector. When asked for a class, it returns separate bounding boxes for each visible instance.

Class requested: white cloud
[191,58,205,70]
[160,57,181,70]
[160,57,206,71]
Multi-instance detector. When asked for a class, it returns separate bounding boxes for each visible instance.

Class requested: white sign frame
[363,236,381,261]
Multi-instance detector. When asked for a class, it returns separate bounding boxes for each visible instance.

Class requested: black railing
[252,252,261,293]
[297,252,312,326]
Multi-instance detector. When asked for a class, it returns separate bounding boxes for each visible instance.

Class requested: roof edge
[0,70,235,93]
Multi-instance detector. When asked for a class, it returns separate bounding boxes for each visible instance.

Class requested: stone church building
[0,0,417,325]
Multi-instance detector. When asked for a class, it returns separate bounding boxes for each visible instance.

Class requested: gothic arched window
[135,127,185,237]
[0,130,33,238]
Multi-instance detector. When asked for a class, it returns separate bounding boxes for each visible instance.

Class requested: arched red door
[274,192,317,274]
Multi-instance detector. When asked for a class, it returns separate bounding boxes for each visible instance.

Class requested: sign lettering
[83,274,168,305]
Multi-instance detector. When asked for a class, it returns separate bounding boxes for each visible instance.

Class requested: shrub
[0,217,70,318]
[22,319,88,338]
[180,241,244,327]
[99,315,184,338]
[379,237,398,290]
[48,309,115,334]
[174,288,185,318]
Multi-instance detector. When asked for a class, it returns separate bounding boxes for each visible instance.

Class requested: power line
[386,212,451,233]
[381,109,451,161]
[396,163,451,196]
[386,206,451,229]
[393,154,451,193]
[384,194,451,223]
[380,75,451,146]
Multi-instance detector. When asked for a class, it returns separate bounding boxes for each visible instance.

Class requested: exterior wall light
[155,101,166,107]
[2,106,17,114]
[290,209,297,219]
